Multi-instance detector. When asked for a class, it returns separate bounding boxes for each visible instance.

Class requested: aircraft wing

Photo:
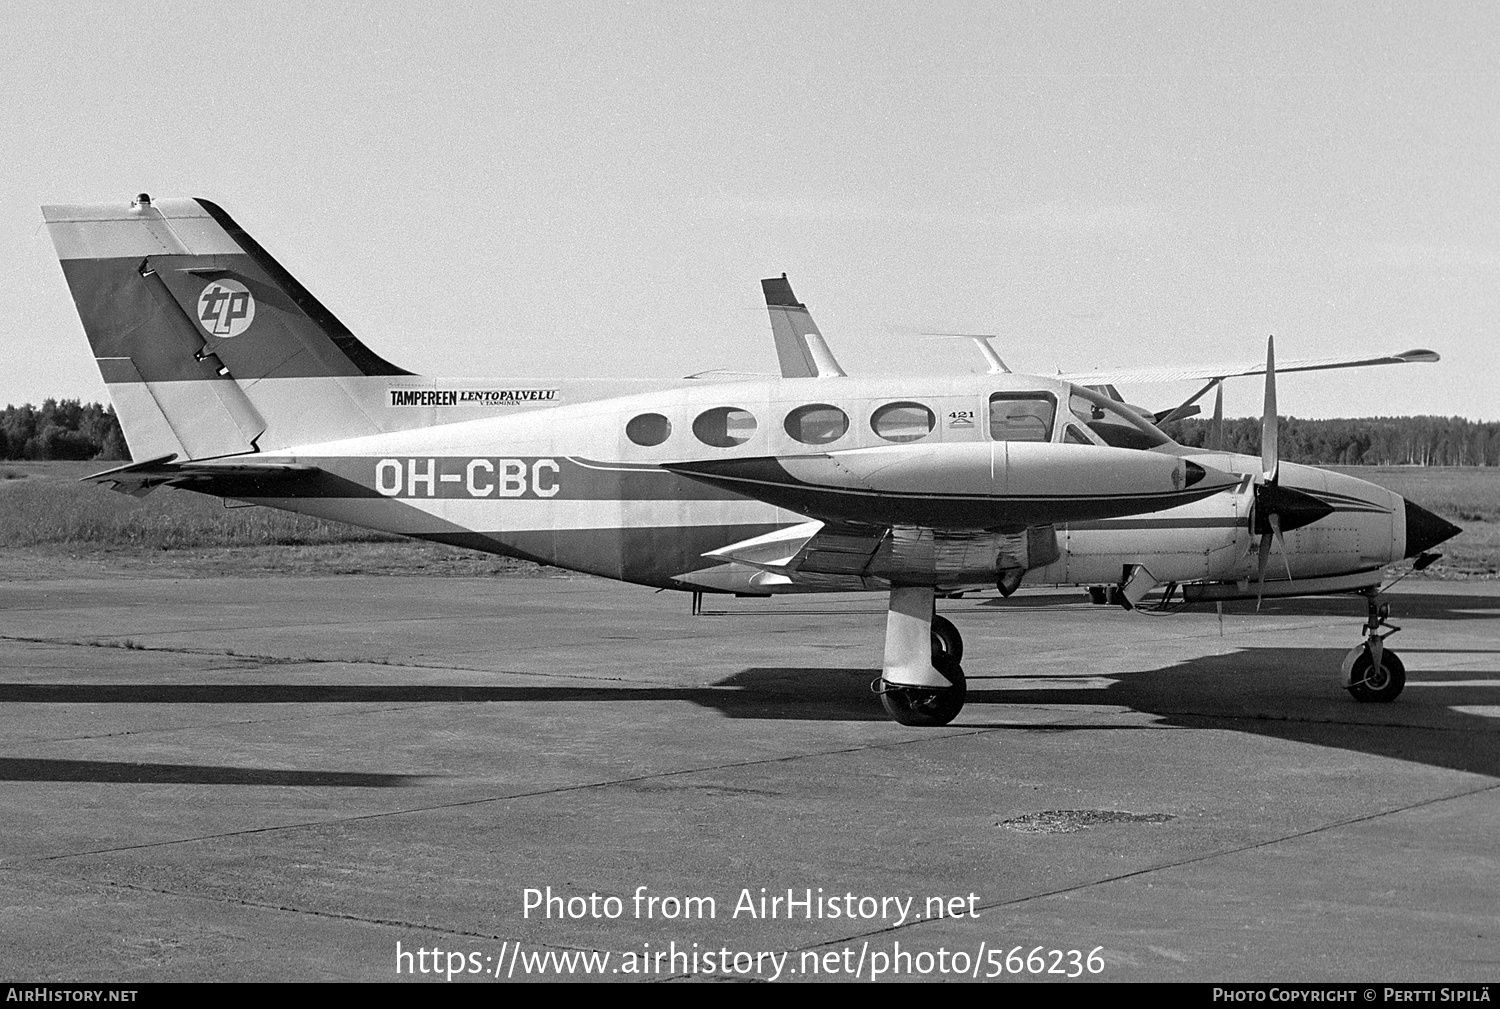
[704,520,880,574]
[84,454,320,497]
[1062,348,1439,386]
[685,518,1061,595]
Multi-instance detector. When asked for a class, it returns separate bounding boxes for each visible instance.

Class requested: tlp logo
[197,279,255,338]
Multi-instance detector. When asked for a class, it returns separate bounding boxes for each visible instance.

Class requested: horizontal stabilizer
[84,454,318,497]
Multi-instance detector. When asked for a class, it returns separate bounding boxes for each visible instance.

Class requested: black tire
[879,654,966,727]
[1347,648,1406,703]
[931,614,963,665]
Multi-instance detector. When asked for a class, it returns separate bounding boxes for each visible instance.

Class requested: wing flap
[698,520,887,582]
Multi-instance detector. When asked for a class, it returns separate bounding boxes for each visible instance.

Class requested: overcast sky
[3,1,1495,420]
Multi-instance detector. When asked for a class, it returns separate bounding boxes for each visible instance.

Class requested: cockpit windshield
[1067,386,1175,450]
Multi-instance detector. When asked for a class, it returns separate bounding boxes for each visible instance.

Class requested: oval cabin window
[693,407,758,447]
[784,404,849,445]
[870,402,935,443]
[626,413,672,447]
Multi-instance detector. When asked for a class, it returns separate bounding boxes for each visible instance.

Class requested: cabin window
[784,404,849,445]
[871,402,935,443]
[1065,424,1095,445]
[626,413,672,447]
[989,393,1056,442]
[693,406,758,447]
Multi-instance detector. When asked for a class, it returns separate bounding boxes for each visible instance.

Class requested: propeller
[1261,336,1278,482]
[1209,382,1223,451]
[1246,335,1333,608]
[1252,337,1283,608]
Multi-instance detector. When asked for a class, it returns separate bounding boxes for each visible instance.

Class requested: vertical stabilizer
[43,195,410,459]
[760,275,846,379]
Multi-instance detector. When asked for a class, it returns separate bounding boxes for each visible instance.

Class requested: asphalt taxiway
[1,571,1496,982]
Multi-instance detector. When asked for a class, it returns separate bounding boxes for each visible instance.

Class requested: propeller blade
[1271,512,1292,582]
[1261,335,1278,483]
[1255,529,1273,610]
[1210,382,1224,451]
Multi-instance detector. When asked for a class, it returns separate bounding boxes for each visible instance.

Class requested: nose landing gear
[1342,590,1405,703]
[1346,649,1406,703]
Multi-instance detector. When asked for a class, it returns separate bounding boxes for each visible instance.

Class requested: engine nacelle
[667,443,1237,529]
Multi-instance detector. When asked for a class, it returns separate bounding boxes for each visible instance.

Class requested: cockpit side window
[1067,387,1173,450]
[1065,424,1096,445]
[988,393,1057,442]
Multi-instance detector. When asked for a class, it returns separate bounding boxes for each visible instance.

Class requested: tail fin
[760,275,846,378]
[43,194,409,460]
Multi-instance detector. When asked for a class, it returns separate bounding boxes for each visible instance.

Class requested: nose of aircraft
[1404,499,1462,558]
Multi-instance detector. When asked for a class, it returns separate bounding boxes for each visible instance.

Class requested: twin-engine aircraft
[42,195,1460,726]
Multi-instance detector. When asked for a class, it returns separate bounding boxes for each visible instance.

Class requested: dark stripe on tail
[195,199,410,377]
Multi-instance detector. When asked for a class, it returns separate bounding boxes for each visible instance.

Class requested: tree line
[2,400,1497,466]
[1,401,129,461]
[1163,415,1500,466]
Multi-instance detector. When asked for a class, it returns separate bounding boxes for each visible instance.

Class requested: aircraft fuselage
[212,372,1431,598]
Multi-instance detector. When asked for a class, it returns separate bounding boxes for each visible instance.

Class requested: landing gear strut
[874,587,966,726]
[1342,590,1405,703]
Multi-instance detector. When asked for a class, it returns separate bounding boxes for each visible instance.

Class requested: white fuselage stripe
[257,496,787,532]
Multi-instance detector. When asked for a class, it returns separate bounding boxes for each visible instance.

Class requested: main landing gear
[932,613,963,664]
[874,586,967,726]
[1341,589,1405,703]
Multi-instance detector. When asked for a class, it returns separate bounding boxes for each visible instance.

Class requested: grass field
[0,461,537,578]
[1326,466,1499,579]
[1,460,1494,579]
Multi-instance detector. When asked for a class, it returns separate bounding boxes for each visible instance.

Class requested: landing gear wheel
[931,614,963,664]
[879,654,967,727]
[1347,648,1405,703]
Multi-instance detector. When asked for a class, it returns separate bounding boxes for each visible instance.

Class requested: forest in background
[2,399,1498,466]
[1161,416,1500,466]
[1,400,127,461]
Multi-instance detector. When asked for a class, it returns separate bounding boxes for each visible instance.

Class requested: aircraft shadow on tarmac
[956,647,1500,778]
[2,648,1495,782]
[0,756,428,787]
[2,591,1492,785]
[711,655,1500,779]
